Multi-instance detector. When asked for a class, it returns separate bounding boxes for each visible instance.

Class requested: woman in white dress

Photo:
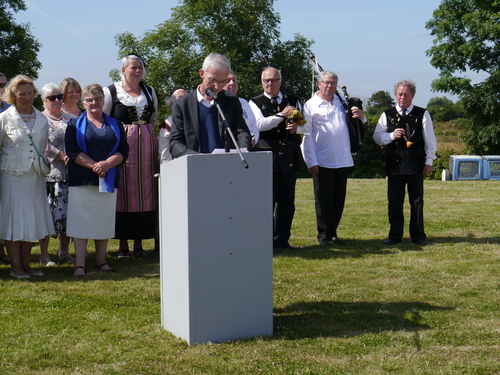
[0,75,55,279]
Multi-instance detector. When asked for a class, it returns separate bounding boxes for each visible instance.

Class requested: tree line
[3,0,498,179]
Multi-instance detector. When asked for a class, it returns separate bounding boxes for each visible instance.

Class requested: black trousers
[313,166,349,242]
[387,174,426,242]
[273,170,297,247]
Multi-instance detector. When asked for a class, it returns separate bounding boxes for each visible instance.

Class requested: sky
[12,0,466,108]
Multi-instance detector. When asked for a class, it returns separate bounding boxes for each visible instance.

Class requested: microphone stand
[213,100,249,169]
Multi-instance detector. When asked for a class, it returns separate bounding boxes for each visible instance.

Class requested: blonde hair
[60,77,82,101]
[2,75,37,104]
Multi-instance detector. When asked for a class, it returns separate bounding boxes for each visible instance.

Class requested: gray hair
[394,80,416,94]
[41,83,62,100]
[81,83,104,99]
[120,54,146,80]
[261,67,281,79]
[319,71,338,83]
[0,72,6,80]
[201,53,231,72]
[165,87,187,107]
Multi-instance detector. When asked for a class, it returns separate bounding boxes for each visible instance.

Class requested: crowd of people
[0,52,436,278]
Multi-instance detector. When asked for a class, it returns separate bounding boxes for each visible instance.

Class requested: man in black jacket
[249,67,308,251]
[170,53,251,157]
[373,80,436,246]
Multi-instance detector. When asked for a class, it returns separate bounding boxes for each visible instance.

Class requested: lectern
[159,151,273,345]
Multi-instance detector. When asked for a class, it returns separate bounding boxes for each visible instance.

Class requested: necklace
[44,111,63,121]
[20,112,35,122]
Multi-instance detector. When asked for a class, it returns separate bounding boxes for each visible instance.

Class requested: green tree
[366,90,394,117]
[0,0,41,79]
[111,0,314,122]
[425,0,500,154]
[426,96,465,123]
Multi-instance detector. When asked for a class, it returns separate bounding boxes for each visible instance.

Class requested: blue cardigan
[65,117,129,188]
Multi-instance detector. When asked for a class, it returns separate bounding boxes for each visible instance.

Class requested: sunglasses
[47,94,64,102]
[0,82,7,88]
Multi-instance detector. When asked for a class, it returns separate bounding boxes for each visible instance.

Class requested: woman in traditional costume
[103,54,158,259]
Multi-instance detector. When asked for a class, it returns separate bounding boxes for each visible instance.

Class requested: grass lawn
[1,178,499,374]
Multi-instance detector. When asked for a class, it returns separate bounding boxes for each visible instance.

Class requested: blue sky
[13,0,467,108]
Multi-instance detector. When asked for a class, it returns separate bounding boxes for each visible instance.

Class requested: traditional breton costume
[250,91,301,248]
[103,82,158,241]
[380,105,431,242]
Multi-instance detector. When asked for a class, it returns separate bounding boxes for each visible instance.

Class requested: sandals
[117,249,131,258]
[0,254,10,265]
[57,250,76,264]
[39,256,57,267]
[95,263,117,273]
[73,266,86,277]
[133,249,147,259]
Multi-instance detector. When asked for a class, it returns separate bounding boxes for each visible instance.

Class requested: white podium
[159,151,273,345]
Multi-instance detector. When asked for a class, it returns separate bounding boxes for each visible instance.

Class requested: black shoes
[273,243,299,251]
[133,249,148,259]
[319,238,330,247]
[331,237,346,245]
[383,238,427,246]
[319,237,346,246]
[383,238,401,245]
[412,239,427,246]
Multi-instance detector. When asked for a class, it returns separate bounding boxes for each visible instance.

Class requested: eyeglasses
[83,97,103,104]
[262,79,281,84]
[47,94,64,102]
[0,82,7,88]
[321,81,337,86]
[208,78,228,86]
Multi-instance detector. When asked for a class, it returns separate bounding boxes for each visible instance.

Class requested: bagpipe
[309,54,364,153]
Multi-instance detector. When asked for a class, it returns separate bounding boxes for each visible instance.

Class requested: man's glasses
[0,82,7,88]
[83,97,103,104]
[47,94,64,102]
[321,81,337,86]
[208,78,228,86]
[262,79,281,84]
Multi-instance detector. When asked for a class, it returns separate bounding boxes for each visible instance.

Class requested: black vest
[250,91,301,172]
[107,83,155,124]
[384,106,426,175]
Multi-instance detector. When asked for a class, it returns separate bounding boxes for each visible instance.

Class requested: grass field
[1,178,499,374]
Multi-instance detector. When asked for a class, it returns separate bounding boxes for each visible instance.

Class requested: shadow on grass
[277,236,500,259]
[3,249,161,282]
[273,300,452,343]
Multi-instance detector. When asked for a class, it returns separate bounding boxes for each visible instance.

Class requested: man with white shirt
[301,71,366,246]
[373,80,436,246]
[223,71,259,146]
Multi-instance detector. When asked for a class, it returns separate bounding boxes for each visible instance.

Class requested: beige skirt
[66,186,116,240]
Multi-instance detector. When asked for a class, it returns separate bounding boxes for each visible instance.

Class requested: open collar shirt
[301,91,354,169]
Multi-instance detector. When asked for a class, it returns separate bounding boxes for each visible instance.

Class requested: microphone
[205,87,218,101]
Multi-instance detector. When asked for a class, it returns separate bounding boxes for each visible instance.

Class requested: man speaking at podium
[169,53,251,157]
